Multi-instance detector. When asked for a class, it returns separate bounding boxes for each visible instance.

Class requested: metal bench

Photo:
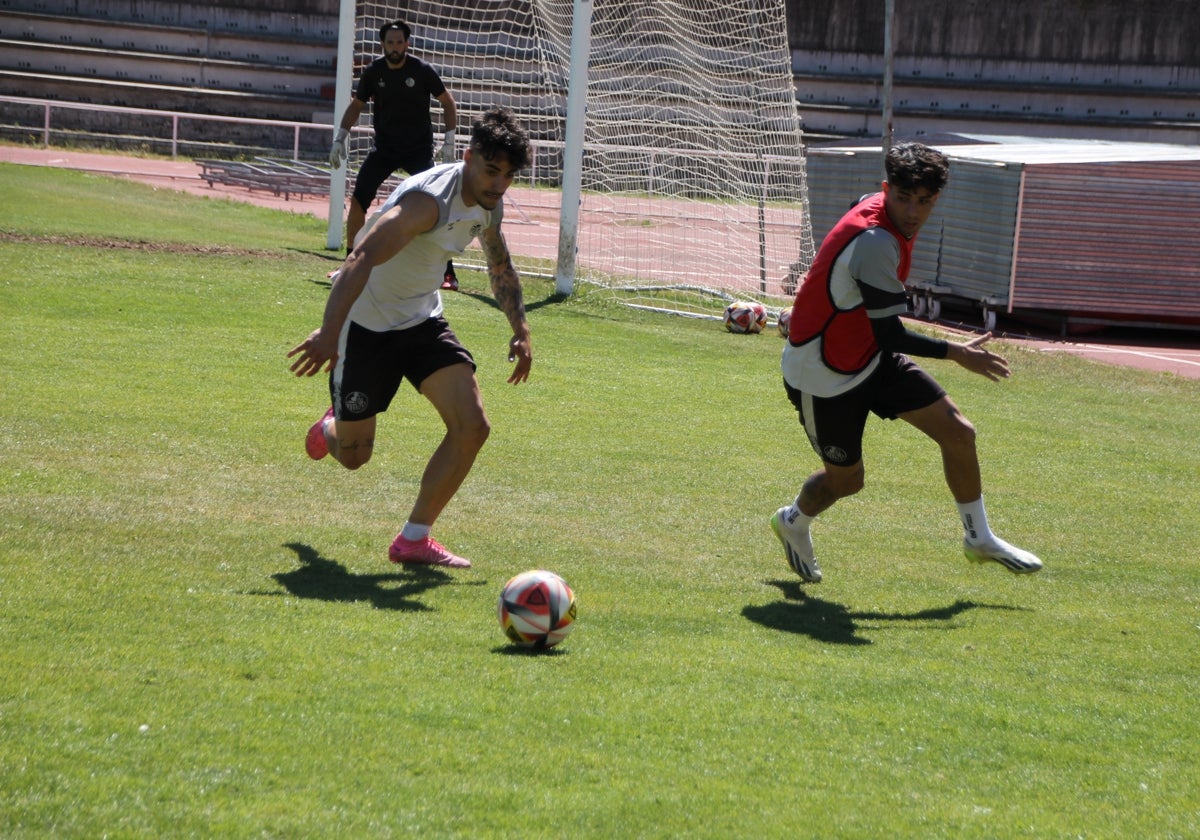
[197,157,330,200]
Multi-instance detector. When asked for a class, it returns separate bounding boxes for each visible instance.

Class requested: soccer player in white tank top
[288,107,533,570]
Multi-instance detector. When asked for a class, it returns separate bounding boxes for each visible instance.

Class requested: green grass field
[1,161,1198,838]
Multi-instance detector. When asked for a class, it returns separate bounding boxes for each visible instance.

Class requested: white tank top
[348,162,502,332]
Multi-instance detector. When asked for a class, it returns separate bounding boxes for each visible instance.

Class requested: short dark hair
[885,142,949,194]
[379,20,411,42]
[470,107,532,170]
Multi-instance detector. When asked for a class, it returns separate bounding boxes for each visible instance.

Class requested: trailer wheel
[927,296,942,321]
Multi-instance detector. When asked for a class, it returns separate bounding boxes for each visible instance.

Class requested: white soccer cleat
[963,537,1043,574]
[770,507,823,583]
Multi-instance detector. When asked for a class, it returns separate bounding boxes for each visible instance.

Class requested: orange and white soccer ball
[498,569,577,650]
[723,301,767,334]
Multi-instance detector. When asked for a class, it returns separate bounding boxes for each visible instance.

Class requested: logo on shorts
[822,445,849,464]
[346,392,369,414]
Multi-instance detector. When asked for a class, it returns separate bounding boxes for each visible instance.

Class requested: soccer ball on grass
[723,301,767,334]
[498,569,577,650]
[777,307,792,338]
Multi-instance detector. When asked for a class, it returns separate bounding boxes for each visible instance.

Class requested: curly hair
[470,107,532,171]
[885,142,949,194]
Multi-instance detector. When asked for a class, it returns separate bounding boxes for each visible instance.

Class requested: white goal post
[329,0,815,316]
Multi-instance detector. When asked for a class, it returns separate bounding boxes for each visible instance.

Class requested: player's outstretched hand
[287,329,338,378]
[506,333,532,385]
[950,332,1011,382]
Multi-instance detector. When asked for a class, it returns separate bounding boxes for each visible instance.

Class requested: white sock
[400,522,431,541]
[957,497,995,545]
[783,502,815,531]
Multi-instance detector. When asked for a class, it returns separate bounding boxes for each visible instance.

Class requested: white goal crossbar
[330,0,815,313]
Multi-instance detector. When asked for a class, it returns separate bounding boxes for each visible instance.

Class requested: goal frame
[327,0,814,310]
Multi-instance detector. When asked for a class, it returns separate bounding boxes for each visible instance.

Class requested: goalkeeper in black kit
[329,19,460,289]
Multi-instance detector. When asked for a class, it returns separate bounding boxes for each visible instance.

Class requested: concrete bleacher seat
[0,2,337,139]
[0,37,332,100]
[0,10,336,67]
[5,0,337,41]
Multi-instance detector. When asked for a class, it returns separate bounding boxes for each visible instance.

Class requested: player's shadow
[460,287,568,312]
[742,579,1025,646]
[272,542,471,611]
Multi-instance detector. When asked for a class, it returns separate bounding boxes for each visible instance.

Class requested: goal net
[341,0,814,318]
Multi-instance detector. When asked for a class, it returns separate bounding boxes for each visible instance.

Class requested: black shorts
[784,354,946,466]
[351,147,434,211]
[330,317,476,422]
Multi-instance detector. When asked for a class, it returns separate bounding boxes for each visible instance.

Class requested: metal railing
[0,94,337,160]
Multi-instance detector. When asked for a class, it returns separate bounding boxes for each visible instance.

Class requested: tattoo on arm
[482,228,526,330]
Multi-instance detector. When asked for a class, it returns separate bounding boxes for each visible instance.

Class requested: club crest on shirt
[405,77,415,88]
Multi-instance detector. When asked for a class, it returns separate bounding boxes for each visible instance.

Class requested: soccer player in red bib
[771,142,1042,583]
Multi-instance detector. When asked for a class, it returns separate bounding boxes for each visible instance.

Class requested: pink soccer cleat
[440,260,459,291]
[388,534,472,569]
[305,407,334,460]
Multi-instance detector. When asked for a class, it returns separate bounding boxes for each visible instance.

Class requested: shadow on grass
[289,247,344,262]
[301,275,569,307]
[490,644,570,657]
[459,287,570,313]
[270,542,477,611]
[742,579,1028,646]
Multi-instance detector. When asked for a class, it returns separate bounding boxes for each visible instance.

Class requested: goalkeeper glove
[439,130,456,164]
[329,128,349,169]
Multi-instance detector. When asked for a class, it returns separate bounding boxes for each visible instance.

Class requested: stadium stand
[3,0,1199,152]
[0,0,338,155]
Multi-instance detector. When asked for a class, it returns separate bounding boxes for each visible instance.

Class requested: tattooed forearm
[489,262,525,326]
[483,228,527,331]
